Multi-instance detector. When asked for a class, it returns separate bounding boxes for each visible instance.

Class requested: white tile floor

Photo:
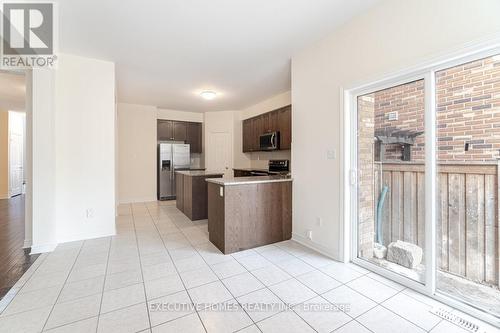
[0,201,498,333]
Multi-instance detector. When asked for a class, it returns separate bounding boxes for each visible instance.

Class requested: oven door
[259,132,279,150]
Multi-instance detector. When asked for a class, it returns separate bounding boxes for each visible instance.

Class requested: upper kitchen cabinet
[158,120,174,141]
[186,122,202,153]
[242,105,291,152]
[251,116,263,151]
[277,106,291,150]
[173,121,187,141]
[158,120,203,153]
[242,119,253,152]
[262,110,278,133]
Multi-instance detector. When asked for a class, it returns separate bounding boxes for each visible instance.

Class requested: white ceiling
[0,71,25,111]
[56,0,378,112]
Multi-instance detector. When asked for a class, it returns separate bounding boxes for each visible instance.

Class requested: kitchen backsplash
[190,153,203,169]
[248,150,291,169]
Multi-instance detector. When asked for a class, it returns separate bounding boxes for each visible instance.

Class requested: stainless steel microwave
[260,131,279,150]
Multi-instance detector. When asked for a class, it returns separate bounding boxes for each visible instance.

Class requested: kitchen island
[206,176,292,254]
[175,170,224,220]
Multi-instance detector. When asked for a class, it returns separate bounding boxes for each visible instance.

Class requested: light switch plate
[327,149,336,160]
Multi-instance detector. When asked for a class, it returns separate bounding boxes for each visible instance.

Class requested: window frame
[344,39,500,327]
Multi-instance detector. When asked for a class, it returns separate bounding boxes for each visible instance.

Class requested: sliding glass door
[356,79,427,284]
[351,47,500,322]
[435,54,500,318]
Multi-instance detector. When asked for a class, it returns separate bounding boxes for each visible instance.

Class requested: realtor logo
[1,2,57,68]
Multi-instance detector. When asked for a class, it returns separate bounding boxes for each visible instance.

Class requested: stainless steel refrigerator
[158,143,190,200]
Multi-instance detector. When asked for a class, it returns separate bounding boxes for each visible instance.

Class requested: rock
[373,243,387,259]
[386,240,422,268]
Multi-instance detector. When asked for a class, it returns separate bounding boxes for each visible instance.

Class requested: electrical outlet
[307,230,313,240]
[316,217,322,227]
[219,187,224,197]
[86,209,94,219]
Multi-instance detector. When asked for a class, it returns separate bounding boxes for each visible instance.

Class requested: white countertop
[176,170,225,177]
[206,176,293,186]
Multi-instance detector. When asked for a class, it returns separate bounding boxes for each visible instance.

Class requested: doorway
[348,45,500,326]
[0,71,38,299]
[207,131,232,177]
[8,111,25,197]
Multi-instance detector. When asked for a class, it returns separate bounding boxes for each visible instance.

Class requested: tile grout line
[132,205,156,332]
[40,241,85,331]
[240,244,391,331]
[8,200,472,333]
[94,230,113,333]
[232,254,314,330]
[186,233,264,332]
[0,252,49,315]
[145,203,209,333]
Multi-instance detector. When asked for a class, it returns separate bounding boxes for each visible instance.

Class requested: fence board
[391,171,403,242]
[372,162,498,287]
[465,174,485,282]
[403,172,417,244]
[417,172,425,249]
[438,173,449,271]
[448,173,466,276]
[484,175,496,285]
[381,171,392,246]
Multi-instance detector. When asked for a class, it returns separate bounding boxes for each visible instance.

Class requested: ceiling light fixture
[200,91,217,100]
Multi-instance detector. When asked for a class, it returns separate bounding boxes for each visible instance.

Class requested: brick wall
[436,55,500,162]
[374,80,425,161]
[356,54,500,259]
[372,54,500,163]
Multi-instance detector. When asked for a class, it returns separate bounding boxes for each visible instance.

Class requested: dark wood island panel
[176,171,224,220]
[207,180,292,254]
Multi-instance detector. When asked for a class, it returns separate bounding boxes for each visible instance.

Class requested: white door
[9,112,24,197]
[208,132,232,176]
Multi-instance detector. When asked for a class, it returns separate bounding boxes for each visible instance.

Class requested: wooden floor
[0,195,39,299]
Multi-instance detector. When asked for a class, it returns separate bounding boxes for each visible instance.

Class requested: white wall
[204,111,235,175]
[157,108,204,122]
[241,91,291,120]
[291,0,500,260]
[53,54,116,244]
[118,103,157,204]
[29,69,57,252]
[117,104,205,203]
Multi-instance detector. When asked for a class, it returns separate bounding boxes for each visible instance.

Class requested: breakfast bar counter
[206,176,292,254]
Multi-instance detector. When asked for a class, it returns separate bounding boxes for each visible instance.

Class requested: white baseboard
[57,228,116,245]
[292,232,340,261]
[23,239,32,249]
[30,243,57,254]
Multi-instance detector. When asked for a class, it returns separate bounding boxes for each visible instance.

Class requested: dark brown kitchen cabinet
[242,105,291,152]
[251,116,263,151]
[158,120,174,141]
[173,122,187,141]
[262,111,278,133]
[242,119,253,152]
[277,106,292,150]
[268,111,279,133]
[186,122,202,153]
[158,120,203,153]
